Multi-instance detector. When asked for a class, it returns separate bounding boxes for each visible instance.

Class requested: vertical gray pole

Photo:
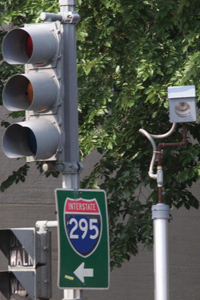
[60,0,80,190]
[59,1,82,300]
[152,204,170,300]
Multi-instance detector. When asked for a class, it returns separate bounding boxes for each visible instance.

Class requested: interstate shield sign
[64,198,102,257]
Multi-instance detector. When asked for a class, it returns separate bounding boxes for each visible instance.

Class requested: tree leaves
[1,0,200,269]
[0,164,30,192]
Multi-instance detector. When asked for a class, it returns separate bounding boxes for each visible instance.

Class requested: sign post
[55,189,109,289]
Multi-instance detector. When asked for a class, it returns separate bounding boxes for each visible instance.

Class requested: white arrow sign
[74,262,94,283]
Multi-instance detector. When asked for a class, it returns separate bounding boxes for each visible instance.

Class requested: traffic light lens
[3,120,60,159]
[26,35,46,65]
[26,82,34,105]
[26,36,33,58]
[27,129,37,155]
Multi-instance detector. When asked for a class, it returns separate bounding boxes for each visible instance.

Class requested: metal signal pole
[40,0,82,299]
[59,1,82,300]
[59,0,81,189]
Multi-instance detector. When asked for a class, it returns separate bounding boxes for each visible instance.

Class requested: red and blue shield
[64,198,102,257]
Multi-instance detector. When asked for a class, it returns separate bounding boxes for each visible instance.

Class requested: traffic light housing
[2,22,63,162]
[0,228,51,300]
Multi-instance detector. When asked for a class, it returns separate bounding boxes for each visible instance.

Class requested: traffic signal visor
[2,25,58,65]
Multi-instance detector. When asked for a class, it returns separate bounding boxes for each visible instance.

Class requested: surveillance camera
[168,85,197,123]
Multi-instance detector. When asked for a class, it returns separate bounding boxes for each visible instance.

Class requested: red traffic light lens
[26,36,33,58]
[26,36,45,65]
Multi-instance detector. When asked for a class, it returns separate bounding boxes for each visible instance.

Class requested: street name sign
[55,189,109,289]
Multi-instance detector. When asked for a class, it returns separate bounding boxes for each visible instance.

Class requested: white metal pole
[152,204,170,300]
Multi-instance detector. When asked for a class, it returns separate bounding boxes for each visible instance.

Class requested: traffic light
[2,22,63,162]
[0,228,51,300]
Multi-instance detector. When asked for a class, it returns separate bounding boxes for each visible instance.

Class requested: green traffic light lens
[27,129,37,155]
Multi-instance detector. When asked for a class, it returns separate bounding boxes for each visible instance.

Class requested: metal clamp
[60,11,80,24]
[36,220,58,232]
[152,204,170,220]
[42,161,83,174]
[62,162,84,174]
[62,162,79,173]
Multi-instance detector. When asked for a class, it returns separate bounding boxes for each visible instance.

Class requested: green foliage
[1,0,200,269]
[0,164,30,192]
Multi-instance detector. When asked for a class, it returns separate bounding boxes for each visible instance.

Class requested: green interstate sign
[55,189,110,289]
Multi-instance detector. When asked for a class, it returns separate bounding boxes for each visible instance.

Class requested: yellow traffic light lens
[24,79,51,112]
[26,82,34,105]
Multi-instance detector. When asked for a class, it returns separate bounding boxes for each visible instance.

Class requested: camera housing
[168,85,197,123]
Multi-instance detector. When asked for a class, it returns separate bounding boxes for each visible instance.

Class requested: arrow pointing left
[74,262,94,283]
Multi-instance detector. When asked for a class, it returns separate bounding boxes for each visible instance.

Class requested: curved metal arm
[151,123,176,139]
[139,123,176,180]
[139,129,157,179]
